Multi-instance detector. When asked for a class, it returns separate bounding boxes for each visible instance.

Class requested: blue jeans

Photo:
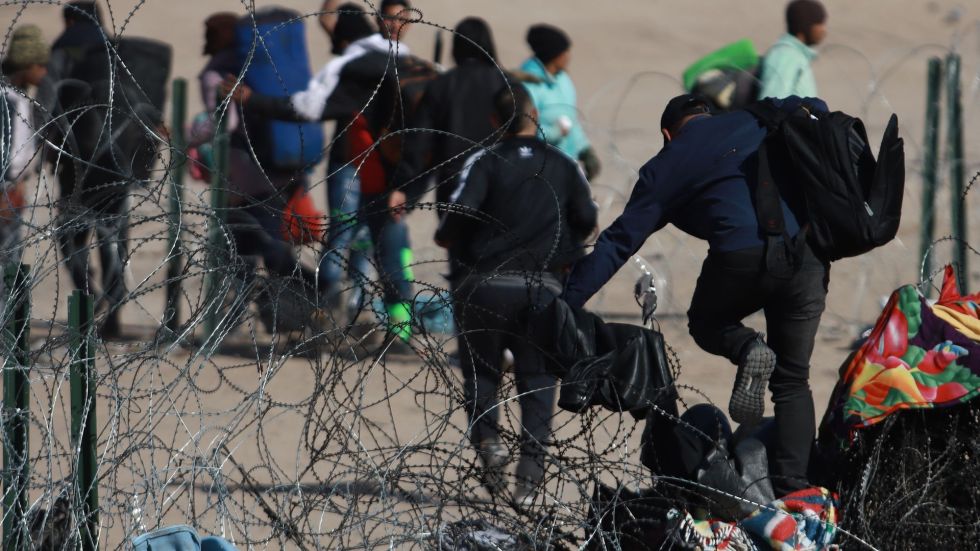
[318,162,371,296]
[361,192,413,305]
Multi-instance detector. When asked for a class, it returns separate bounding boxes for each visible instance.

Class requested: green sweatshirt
[758,34,818,99]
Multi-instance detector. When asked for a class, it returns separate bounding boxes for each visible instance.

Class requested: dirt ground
[2,0,980,548]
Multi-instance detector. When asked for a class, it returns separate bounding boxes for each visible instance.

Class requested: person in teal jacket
[519,24,601,180]
[758,0,827,100]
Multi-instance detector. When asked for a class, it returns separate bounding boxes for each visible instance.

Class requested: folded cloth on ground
[739,487,838,551]
[668,487,838,551]
[820,265,980,444]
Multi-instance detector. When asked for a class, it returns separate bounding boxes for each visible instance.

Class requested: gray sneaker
[729,336,776,425]
[476,439,509,495]
[514,450,545,507]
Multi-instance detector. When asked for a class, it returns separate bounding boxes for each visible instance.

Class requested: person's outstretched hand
[220,75,252,104]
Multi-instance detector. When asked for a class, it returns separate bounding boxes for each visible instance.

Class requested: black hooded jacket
[435,135,598,277]
[391,18,509,205]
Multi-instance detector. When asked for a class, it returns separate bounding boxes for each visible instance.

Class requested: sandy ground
[2,0,980,548]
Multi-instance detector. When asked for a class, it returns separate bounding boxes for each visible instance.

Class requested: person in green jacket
[519,24,601,180]
[758,0,827,100]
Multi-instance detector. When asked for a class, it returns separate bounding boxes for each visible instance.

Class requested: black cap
[660,94,711,139]
[526,24,570,64]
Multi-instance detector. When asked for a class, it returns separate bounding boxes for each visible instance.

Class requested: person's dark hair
[452,17,497,65]
[63,1,103,26]
[203,13,238,56]
[332,2,375,55]
[526,24,570,65]
[380,0,411,10]
[494,82,534,135]
[786,0,827,37]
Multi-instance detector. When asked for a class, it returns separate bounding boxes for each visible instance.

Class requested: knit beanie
[332,3,375,55]
[526,24,570,65]
[4,25,50,70]
[786,0,827,37]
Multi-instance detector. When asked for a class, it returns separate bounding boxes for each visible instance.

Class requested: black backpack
[53,37,171,201]
[747,99,905,262]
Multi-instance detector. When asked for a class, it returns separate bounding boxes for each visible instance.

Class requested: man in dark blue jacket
[563,94,830,497]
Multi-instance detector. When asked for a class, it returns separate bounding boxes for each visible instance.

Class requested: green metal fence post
[164,78,188,338]
[69,290,98,551]
[919,58,943,295]
[2,264,30,551]
[946,53,967,290]
[202,99,230,351]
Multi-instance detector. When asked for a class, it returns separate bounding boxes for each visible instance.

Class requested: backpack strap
[745,100,787,132]
[754,140,785,238]
[745,100,806,277]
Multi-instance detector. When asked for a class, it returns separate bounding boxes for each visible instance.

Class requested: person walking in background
[392,16,507,209]
[436,84,597,504]
[758,0,827,100]
[518,24,600,181]
[563,94,833,498]
[43,0,172,339]
[189,11,321,336]
[312,1,374,321]
[1,25,49,272]
[224,3,436,352]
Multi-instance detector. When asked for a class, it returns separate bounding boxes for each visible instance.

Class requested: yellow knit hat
[4,24,50,70]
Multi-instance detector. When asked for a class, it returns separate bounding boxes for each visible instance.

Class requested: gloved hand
[579,146,601,180]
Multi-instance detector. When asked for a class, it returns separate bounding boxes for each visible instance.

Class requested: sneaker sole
[729,344,776,425]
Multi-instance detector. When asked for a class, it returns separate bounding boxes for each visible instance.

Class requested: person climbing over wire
[562,93,832,498]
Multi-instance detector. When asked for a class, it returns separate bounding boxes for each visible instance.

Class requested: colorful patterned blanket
[669,487,838,550]
[821,266,980,444]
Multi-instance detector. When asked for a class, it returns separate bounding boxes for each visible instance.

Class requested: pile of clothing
[666,488,838,551]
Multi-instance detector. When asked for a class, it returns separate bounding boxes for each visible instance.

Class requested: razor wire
[0,1,978,549]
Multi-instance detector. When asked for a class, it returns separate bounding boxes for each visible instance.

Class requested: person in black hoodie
[391,17,508,208]
[435,83,597,503]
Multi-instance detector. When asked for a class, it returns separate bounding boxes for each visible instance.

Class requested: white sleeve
[289,57,346,120]
[2,92,36,183]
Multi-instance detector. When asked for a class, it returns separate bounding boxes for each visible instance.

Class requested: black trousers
[455,273,561,483]
[57,181,131,330]
[687,243,828,497]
